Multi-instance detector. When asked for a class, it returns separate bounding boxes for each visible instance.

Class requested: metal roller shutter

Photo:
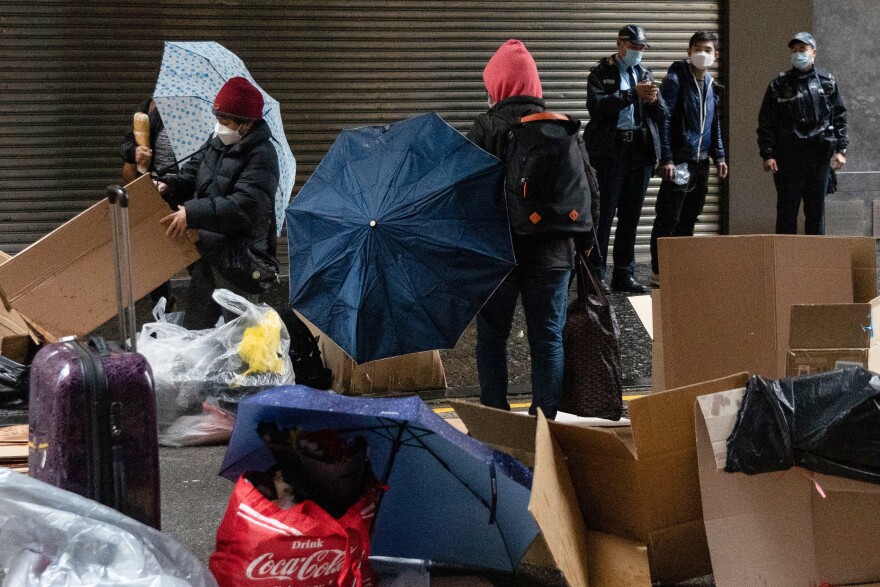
[0,0,721,266]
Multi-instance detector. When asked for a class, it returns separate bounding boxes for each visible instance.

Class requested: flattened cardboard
[297,312,446,394]
[657,235,865,390]
[456,373,749,584]
[0,175,199,341]
[695,387,880,587]
[627,295,653,340]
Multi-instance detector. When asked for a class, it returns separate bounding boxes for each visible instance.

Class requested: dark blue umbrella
[219,386,538,573]
[286,112,515,363]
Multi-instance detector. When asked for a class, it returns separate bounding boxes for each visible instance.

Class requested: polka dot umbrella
[153,41,296,236]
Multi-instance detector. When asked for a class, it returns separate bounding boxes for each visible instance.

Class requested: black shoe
[600,280,611,294]
[610,276,648,294]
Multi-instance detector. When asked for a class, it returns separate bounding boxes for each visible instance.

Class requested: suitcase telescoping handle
[106,186,137,352]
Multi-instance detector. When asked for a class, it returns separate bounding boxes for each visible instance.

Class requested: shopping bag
[209,475,381,587]
[558,252,624,419]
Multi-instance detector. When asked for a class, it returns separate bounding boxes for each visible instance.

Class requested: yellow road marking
[434,394,649,414]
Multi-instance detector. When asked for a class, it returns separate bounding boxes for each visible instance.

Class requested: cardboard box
[454,373,748,585]
[786,299,880,376]
[0,176,199,342]
[651,289,665,391]
[297,312,446,395]
[695,385,880,586]
[657,235,876,390]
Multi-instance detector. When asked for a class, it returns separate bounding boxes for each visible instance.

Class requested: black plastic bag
[0,354,29,427]
[725,367,880,484]
[278,306,333,390]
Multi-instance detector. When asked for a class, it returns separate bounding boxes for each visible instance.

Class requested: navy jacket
[757,67,848,160]
[583,55,668,164]
[164,119,280,248]
[659,59,725,164]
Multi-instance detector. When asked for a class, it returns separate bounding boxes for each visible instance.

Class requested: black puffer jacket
[584,55,668,163]
[164,119,279,247]
[467,95,596,269]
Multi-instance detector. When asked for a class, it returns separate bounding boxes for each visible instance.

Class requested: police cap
[788,32,817,49]
[618,25,650,48]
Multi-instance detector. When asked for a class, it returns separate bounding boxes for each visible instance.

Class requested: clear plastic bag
[0,468,218,586]
[672,162,691,185]
[137,289,295,442]
[159,399,236,448]
[151,296,186,327]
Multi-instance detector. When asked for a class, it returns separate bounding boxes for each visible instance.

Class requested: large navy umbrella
[286,112,515,363]
[219,386,539,572]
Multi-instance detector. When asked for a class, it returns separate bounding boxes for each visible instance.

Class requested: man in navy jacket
[649,31,727,287]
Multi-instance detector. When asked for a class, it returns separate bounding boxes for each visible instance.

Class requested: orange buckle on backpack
[529,212,542,225]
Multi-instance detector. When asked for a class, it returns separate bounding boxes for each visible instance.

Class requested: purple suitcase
[28,186,161,528]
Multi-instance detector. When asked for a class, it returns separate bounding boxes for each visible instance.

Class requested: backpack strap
[518,112,581,134]
[520,112,570,124]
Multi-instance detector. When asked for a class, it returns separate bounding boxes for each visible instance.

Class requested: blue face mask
[791,50,813,71]
[621,48,643,68]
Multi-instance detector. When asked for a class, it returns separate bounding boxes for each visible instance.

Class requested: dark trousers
[589,138,653,281]
[650,159,710,274]
[476,266,569,420]
[774,142,832,235]
[183,231,262,330]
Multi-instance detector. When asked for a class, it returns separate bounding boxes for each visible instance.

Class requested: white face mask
[214,121,242,146]
[690,51,715,70]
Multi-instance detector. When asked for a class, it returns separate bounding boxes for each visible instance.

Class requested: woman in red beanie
[467,40,595,420]
[158,76,281,329]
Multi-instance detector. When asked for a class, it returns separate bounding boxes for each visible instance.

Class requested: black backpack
[497,112,596,238]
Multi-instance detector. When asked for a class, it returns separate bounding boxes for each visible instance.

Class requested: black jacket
[164,119,280,248]
[757,67,848,160]
[659,59,726,164]
[583,55,668,163]
[467,95,596,269]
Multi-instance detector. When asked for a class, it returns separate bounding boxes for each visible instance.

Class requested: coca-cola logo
[245,549,346,582]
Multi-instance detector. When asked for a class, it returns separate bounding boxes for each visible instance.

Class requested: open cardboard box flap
[296,311,446,394]
[0,175,199,342]
[695,385,880,587]
[456,372,749,584]
[0,250,41,361]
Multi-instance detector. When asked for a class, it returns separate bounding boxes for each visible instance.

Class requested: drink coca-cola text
[245,549,346,582]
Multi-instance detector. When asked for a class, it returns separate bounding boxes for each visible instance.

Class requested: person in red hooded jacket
[467,40,595,420]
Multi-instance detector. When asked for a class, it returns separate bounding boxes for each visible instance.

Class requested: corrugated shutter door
[0,1,721,265]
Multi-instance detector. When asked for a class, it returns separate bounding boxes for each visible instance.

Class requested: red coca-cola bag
[209,475,382,587]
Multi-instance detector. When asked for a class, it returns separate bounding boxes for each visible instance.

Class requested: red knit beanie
[212,76,264,120]
[482,40,543,103]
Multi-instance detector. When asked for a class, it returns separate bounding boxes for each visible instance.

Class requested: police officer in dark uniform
[757,32,848,234]
[585,25,668,294]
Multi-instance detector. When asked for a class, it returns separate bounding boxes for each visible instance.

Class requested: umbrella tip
[369,220,377,227]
